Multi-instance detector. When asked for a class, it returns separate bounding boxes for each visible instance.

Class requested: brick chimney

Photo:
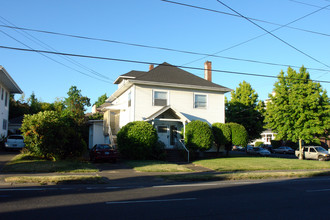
[149,64,154,71]
[204,61,212,82]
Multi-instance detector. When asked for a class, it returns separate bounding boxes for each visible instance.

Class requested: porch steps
[165,149,185,162]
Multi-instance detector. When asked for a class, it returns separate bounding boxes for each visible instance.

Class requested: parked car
[89,144,119,162]
[232,146,244,151]
[262,145,274,153]
[4,135,25,149]
[295,146,330,161]
[253,147,271,156]
[247,147,271,156]
[273,146,295,154]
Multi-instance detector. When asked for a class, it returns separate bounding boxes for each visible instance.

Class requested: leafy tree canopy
[93,93,107,108]
[226,81,265,142]
[265,66,330,144]
[64,86,91,121]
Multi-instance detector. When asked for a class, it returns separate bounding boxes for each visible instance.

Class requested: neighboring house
[101,61,232,149]
[250,129,276,146]
[0,66,23,138]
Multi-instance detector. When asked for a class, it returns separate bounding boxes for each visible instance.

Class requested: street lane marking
[153,183,217,188]
[106,198,196,204]
[306,189,330,193]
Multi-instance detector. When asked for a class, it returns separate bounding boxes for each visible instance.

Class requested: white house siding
[133,84,225,125]
[88,121,104,149]
[0,84,9,137]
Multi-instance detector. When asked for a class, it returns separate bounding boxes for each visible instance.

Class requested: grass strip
[161,170,330,182]
[5,175,107,185]
[2,153,98,173]
[126,160,194,172]
[194,156,330,172]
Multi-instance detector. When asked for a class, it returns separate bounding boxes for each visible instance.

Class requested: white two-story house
[99,61,232,149]
[0,66,23,137]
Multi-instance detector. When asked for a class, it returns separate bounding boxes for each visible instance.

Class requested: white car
[5,135,25,149]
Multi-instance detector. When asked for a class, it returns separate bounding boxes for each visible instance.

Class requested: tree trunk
[299,139,304,160]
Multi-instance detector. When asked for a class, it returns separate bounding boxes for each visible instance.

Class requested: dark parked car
[273,146,295,154]
[89,144,119,162]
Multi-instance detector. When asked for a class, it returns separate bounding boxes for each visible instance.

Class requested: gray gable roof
[115,62,231,92]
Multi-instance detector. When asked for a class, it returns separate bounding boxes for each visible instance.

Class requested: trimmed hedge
[117,121,158,160]
[227,122,248,147]
[212,123,231,146]
[184,120,214,151]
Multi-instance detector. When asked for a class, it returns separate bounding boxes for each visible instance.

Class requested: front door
[157,125,169,147]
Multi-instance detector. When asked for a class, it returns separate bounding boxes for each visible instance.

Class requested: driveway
[0,150,19,172]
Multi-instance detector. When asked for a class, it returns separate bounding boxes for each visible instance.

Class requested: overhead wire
[0,44,329,84]
[0,24,329,73]
[289,0,330,10]
[0,30,112,84]
[214,0,330,69]
[0,16,111,81]
[183,3,330,65]
[160,0,330,37]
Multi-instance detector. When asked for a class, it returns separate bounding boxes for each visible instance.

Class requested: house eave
[105,81,133,104]
[0,66,23,94]
[130,79,232,93]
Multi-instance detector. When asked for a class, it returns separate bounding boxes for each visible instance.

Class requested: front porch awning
[144,105,191,124]
[102,103,126,113]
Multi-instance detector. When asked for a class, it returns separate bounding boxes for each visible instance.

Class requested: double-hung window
[153,91,168,106]
[5,91,8,107]
[194,94,207,109]
[128,92,131,107]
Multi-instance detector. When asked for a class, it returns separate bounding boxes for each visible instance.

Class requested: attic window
[153,91,168,106]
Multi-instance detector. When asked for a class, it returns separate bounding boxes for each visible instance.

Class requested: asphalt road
[1,177,330,220]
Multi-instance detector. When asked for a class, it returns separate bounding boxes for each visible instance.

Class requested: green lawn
[194,156,330,172]
[126,160,193,172]
[2,153,98,173]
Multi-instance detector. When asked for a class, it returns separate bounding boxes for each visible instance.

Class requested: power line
[289,0,330,10]
[161,0,330,38]
[0,24,329,73]
[0,16,110,81]
[0,30,112,84]
[215,0,330,69]
[1,44,329,84]
[184,3,330,65]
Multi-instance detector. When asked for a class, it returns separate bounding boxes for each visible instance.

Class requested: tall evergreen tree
[226,81,265,142]
[265,67,330,157]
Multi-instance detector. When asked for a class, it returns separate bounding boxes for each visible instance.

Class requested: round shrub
[184,120,214,151]
[227,122,248,147]
[117,121,158,160]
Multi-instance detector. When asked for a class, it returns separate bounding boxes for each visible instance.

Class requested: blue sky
[1,0,329,112]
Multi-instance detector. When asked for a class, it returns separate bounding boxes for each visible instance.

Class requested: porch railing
[178,139,189,163]
[108,123,115,147]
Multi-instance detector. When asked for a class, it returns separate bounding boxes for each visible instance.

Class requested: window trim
[4,91,8,107]
[153,90,169,106]
[193,93,208,109]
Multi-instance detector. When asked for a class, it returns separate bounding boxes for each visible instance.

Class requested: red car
[89,144,119,162]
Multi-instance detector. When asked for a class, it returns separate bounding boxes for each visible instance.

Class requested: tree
[212,123,231,156]
[227,122,248,147]
[184,120,214,152]
[64,86,91,123]
[265,67,330,159]
[226,81,265,142]
[93,93,107,108]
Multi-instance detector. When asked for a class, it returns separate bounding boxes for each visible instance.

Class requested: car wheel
[318,156,325,161]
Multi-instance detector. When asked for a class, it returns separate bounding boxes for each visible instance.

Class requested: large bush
[21,111,86,160]
[227,122,248,147]
[117,121,158,160]
[184,120,214,151]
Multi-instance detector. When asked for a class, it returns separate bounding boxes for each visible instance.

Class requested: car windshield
[8,135,23,140]
[96,145,112,150]
[315,147,328,154]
